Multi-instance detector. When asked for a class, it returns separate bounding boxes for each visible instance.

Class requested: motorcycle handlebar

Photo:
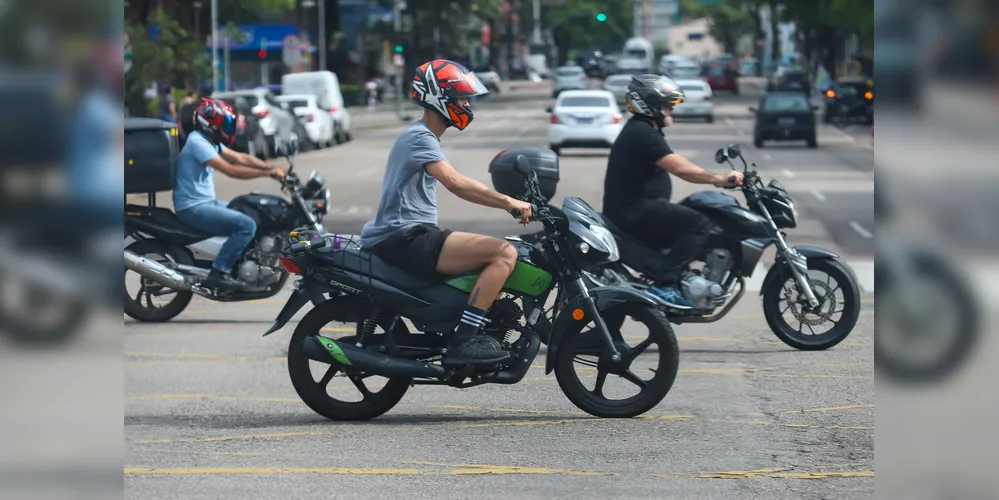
[289,237,329,254]
[510,204,539,220]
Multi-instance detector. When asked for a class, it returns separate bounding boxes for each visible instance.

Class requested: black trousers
[609,197,712,284]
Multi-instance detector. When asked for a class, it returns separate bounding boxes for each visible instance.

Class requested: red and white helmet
[411,59,490,130]
[193,97,237,146]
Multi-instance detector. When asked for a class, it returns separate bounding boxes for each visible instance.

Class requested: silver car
[213,88,297,156]
[552,66,589,97]
[602,74,634,105]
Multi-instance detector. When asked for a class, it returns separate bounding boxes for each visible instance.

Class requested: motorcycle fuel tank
[445,240,555,297]
[228,193,295,233]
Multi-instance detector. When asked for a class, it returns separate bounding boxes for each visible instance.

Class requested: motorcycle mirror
[714,148,728,164]
[514,155,532,177]
[726,143,742,159]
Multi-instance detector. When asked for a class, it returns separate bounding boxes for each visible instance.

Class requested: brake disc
[784,279,837,326]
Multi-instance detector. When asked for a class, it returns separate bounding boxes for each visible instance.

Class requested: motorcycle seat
[125,204,214,242]
[316,246,441,292]
[599,213,669,255]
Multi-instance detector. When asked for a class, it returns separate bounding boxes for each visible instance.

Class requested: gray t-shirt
[361,120,447,247]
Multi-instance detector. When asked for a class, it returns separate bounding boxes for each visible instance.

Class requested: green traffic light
[596,12,607,22]
[394,45,403,53]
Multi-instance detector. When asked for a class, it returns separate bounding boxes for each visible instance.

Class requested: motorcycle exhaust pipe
[305,335,447,379]
[124,250,210,297]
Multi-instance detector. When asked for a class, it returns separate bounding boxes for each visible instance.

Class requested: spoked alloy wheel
[762,259,861,350]
[555,303,679,418]
[287,299,410,421]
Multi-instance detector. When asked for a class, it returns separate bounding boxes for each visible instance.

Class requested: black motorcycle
[592,144,862,351]
[265,153,680,420]
[123,143,330,322]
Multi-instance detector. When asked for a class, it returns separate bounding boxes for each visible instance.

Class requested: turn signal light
[278,256,302,275]
[612,113,622,124]
[864,91,873,99]
[826,90,836,98]
[550,114,559,124]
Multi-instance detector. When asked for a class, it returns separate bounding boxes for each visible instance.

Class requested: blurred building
[665,18,723,58]
[633,0,679,49]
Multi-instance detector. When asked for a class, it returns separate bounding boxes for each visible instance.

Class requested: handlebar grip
[289,238,330,254]
[289,241,310,253]
[510,204,538,220]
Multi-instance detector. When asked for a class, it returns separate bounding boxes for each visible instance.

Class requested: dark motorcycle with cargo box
[266,148,681,421]
[123,118,331,322]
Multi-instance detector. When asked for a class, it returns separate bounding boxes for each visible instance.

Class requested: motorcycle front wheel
[874,250,978,383]
[762,258,862,350]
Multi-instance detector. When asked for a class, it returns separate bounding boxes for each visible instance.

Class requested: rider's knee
[238,214,257,235]
[496,240,518,269]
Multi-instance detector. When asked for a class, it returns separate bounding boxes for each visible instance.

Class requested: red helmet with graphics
[193,97,238,146]
[411,59,490,130]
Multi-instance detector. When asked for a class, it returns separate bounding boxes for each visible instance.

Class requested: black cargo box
[488,147,559,201]
[125,118,180,194]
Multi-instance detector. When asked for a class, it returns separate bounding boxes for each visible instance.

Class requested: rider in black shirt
[603,74,744,309]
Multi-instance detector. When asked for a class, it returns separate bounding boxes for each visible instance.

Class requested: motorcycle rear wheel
[287,297,410,421]
[123,240,193,323]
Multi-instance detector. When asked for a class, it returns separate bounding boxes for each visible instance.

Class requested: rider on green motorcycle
[360,59,533,365]
[602,74,744,309]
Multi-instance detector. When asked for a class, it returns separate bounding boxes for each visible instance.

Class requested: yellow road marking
[780,404,873,414]
[402,461,615,476]
[764,374,873,380]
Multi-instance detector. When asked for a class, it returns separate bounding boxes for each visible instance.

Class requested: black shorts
[371,224,454,282]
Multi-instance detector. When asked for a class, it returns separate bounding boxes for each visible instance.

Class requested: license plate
[575,117,594,125]
[778,118,796,125]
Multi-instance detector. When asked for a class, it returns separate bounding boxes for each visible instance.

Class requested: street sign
[124,32,132,73]
[283,35,301,67]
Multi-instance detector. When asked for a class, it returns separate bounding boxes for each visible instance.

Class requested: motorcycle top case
[489,147,559,201]
[125,118,180,194]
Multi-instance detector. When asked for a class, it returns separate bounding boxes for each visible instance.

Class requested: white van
[622,38,654,73]
[281,71,353,143]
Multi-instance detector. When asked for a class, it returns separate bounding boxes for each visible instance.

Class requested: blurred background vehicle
[552,65,589,97]
[768,65,811,94]
[472,65,503,94]
[212,88,297,157]
[672,78,715,122]
[822,77,874,124]
[277,94,336,149]
[750,91,818,148]
[668,59,704,80]
[575,49,605,78]
[546,90,623,156]
[280,70,352,144]
[602,74,633,106]
[705,59,739,94]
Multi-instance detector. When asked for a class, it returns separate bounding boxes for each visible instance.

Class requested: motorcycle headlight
[589,225,620,262]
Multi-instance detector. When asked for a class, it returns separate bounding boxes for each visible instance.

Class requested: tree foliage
[125,10,211,114]
[679,0,760,54]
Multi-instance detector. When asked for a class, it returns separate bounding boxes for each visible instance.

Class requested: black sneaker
[201,268,234,290]
[442,333,511,366]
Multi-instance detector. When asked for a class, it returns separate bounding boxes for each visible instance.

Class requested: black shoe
[201,268,233,290]
[442,333,511,366]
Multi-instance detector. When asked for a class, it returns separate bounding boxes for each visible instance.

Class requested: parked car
[672,78,715,123]
[552,65,589,97]
[768,65,811,94]
[215,96,269,159]
[705,60,739,94]
[212,88,297,156]
[281,70,353,144]
[546,89,623,156]
[276,94,336,149]
[602,74,633,105]
[750,91,819,148]
[822,77,874,124]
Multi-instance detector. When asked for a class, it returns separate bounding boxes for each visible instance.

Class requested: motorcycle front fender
[759,245,842,296]
[263,282,331,336]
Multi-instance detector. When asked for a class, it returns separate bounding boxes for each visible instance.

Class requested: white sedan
[672,78,715,123]
[547,90,623,156]
[276,94,336,148]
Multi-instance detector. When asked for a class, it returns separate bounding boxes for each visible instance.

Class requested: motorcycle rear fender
[759,245,840,296]
[543,285,658,374]
[262,281,332,336]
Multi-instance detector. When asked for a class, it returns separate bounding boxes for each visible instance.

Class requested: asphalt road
[125,84,874,499]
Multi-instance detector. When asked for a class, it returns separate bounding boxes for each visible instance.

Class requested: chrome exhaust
[124,250,211,297]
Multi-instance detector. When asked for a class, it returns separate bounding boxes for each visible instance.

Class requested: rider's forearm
[449,177,513,209]
[223,164,273,180]
[660,154,726,185]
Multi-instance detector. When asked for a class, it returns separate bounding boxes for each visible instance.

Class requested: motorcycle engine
[483,297,524,346]
[237,235,283,289]
[680,248,734,309]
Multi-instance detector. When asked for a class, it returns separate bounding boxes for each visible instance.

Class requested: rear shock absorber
[357,305,382,347]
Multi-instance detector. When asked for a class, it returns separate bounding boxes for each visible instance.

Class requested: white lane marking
[763,153,773,161]
[780,168,794,178]
[810,189,826,202]
[327,206,373,216]
[849,221,873,239]
[724,117,735,128]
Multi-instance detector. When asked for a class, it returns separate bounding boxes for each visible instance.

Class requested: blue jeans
[176,201,257,274]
